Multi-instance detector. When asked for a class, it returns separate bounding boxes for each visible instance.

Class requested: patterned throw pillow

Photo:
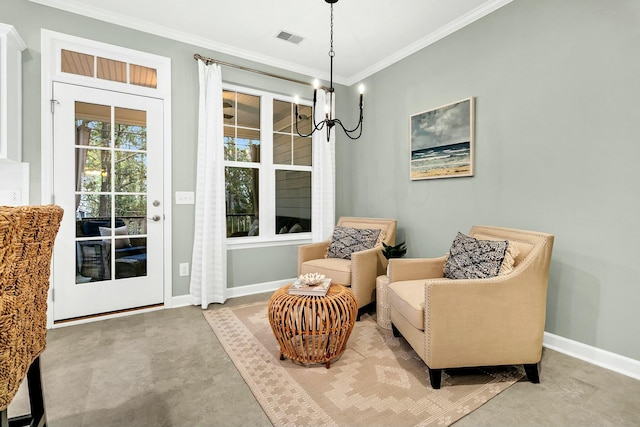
[443,232,508,279]
[326,226,382,260]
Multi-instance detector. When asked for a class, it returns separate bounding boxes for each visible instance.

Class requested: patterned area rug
[203,301,524,427]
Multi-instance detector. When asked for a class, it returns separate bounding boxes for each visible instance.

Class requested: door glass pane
[76,195,112,237]
[114,107,147,150]
[76,148,111,193]
[114,194,147,280]
[225,166,259,237]
[114,151,147,193]
[116,237,147,279]
[77,238,111,282]
[275,170,311,234]
[75,102,111,147]
[115,195,147,233]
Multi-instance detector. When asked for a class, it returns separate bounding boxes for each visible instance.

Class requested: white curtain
[190,60,227,308]
[311,89,336,242]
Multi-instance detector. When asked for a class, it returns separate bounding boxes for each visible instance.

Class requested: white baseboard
[543,332,640,380]
[170,278,293,308]
[171,294,193,308]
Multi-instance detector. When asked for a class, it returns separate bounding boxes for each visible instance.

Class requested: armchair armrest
[350,245,384,307]
[388,256,447,283]
[297,240,330,275]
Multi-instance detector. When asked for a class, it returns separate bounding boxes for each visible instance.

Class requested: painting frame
[409,97,475,180]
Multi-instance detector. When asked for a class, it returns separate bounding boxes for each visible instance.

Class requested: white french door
[52,82,164,321]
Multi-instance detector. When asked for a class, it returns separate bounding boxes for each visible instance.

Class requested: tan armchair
[387,225,554,389]
[298,217,397,319]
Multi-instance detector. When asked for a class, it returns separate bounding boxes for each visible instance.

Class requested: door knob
[148,215,161,222]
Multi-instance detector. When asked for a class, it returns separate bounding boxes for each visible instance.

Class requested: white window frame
[223,83,314,250]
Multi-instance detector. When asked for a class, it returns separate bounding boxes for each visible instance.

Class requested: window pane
[273,133,291,165]
[273,100,292,133]
[275,170,311,234]
[225,167,259,237]
[97,57,126,83]
[293,136,312,166]
[223,91,235,125]
[236,93,260,129]
[224,130,260,163]
[297,104,313,135]
[129,64,157,88]
[62,49,94,77]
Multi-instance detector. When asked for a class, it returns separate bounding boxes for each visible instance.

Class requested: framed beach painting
[409,97,474,180]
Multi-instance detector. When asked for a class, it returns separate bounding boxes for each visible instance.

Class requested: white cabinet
[0,23,26,162]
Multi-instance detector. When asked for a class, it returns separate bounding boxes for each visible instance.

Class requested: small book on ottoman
[288,278,331,296]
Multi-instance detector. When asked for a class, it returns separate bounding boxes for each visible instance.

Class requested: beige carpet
[203,301,524,427]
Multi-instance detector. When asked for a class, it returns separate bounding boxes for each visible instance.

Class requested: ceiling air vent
[276,30,304,45]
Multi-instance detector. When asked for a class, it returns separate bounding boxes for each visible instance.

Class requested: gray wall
[336,0,640,360]
[3,0,341,294]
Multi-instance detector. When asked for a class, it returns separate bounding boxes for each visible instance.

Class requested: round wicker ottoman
[268,283,357,368]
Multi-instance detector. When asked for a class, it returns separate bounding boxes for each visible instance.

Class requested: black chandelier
[294,0,364,142]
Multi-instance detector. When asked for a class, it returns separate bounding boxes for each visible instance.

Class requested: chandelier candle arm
[294,0,364,142]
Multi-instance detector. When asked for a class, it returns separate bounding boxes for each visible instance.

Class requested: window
[223,86,313,240]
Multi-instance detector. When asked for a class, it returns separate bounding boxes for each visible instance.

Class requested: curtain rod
[193,53,330,91]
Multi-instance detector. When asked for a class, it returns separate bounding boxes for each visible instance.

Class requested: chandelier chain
[329,3,335,58]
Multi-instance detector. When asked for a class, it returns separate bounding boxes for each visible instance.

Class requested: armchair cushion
[443,232,508,279]
[388,279,432,330]
[325,226,381,260]
[299,258,351,286]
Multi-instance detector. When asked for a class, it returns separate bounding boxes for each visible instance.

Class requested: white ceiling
[30,0,512,86]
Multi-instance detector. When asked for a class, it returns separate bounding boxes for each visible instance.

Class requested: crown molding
[346,0,513,85]
[29,0,511,87]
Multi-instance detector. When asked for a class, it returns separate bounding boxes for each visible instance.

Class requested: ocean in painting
[411,141,471,177]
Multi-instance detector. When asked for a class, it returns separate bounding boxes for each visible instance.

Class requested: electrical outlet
[179,263,189,276]
[175,191,195,205]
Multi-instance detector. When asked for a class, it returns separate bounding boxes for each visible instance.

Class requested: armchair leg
[428,368,442,389]
[5,357,47,427]
[524,363,540,383]
[391,323,401,338]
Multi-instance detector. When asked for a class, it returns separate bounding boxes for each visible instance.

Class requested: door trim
[41,30,173,328]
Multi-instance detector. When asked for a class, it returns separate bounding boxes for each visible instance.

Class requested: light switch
[175,191,195,205]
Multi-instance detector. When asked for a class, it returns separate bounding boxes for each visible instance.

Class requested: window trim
[222,83,314,249]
